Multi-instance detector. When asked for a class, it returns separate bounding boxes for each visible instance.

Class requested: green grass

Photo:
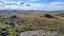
[0,13,64,36]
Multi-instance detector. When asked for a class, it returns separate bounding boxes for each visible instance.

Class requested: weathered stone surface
[20,30,59,36]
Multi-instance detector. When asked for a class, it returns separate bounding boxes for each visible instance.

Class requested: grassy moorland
[0,12,64,36]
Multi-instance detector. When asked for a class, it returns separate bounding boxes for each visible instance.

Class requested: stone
[20,30,59,36]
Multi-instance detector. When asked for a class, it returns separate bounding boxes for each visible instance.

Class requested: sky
[0,0,64,11]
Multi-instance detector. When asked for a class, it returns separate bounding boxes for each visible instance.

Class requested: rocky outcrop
[44,14,56,18]
[20,30,59,36]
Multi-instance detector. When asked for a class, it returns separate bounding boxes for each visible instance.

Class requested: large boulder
[44,14,55,18]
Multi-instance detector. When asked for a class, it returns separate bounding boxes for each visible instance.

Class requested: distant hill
[49,10,64,13]
[0,10,48,13]
[0,10,64,14]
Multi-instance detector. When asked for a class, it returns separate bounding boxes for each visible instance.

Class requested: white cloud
[50,2,64,6]
[45,2,64,11]
[0,1,64,11]
[4,3,46,10]
[0,1,47,10]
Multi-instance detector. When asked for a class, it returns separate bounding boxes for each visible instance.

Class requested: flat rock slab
[20,30,59,36]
